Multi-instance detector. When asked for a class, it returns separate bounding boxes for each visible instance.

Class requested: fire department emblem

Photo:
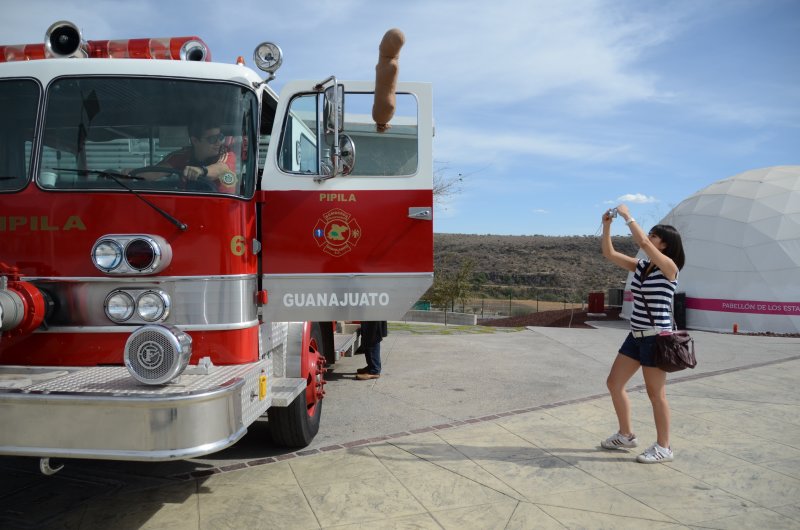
[313,208,362,257]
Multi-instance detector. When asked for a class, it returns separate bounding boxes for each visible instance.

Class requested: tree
[430,257,474,312]
[432,165,463,206]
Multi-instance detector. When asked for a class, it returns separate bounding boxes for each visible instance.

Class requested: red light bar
[88,37,211,61]
[0,44,47,62]
[0,36,211,63]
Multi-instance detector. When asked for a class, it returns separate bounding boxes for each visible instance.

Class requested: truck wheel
[269,322,325,448]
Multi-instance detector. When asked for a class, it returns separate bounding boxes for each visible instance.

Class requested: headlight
[137,290,169,322]
[105,291,135,322]
[125,239,157,272]
[93,240,124,272]
[91,235,172,275]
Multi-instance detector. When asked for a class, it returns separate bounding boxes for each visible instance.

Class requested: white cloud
[616,193,658,204]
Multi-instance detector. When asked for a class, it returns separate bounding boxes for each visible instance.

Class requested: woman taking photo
[600,204,685,463]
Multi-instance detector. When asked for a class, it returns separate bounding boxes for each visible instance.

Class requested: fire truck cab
[0,22,433,465]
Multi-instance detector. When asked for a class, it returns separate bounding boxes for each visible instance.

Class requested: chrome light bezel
[104,290,136,323]
[91,235,172,275]
[136,290,170,322]
[92,239,124,272]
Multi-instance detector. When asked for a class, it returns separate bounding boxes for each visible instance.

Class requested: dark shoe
[356,373,380,380]
[356,367,370,374]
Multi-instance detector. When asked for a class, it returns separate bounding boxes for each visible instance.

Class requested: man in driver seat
[137,118,238,193]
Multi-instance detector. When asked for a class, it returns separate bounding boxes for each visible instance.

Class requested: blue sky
[6,0,799,235]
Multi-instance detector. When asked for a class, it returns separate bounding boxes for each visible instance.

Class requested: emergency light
[0,20,210,63]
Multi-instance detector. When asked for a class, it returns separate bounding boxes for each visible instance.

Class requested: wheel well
[319,321,335,362]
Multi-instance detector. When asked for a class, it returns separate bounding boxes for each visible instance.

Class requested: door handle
[408,207,432,221]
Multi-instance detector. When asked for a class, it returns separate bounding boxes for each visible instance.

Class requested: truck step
[333,331,359,359]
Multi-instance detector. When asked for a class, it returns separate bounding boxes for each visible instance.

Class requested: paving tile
[477,455,608,500]
[428,501,518,529]
[660,443,753,476]
[496,410,575,432]
[438,438,548,463]
[322,512,441,529]
[695,506,800,529]
[537,505,689,529]
[698,463,800,508]
[198,483,317,529]
[372,438,464,465]
[540,444,682,487]
[694,435,800,465]
[390,463,513,511]
[694,409,800,443]
[513,424,612,452]
[761,457,800,480]
[772,502,800,522]
[289,446,393,488]
[301,475,425,527]
[667,381,769,403]
[371,442,524,500]
[504,502,567,530]
[201,461,297,488]
[431,421,519,443]
[666,393,752,415]
[616,475,759,525]
[535,402,614,428]
[737,402,800,429]
[80,497,200,530]
[528,486,676,522]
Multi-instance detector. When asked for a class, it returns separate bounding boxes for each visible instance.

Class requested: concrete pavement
[2,321,799,529]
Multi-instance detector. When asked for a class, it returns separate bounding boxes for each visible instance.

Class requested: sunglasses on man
[201,132,225,144]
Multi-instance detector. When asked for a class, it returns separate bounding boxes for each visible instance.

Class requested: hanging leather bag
[640,267,697,373]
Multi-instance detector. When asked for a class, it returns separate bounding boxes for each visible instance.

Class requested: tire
[268,322,325,448]
[268,390,322,448]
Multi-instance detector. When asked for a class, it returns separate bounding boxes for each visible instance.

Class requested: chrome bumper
[0,361,277,461]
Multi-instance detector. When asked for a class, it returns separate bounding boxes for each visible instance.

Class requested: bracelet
[625,218,636,226]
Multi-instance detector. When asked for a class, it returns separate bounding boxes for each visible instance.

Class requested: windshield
[0,79,39,192]
[38,77,258,196]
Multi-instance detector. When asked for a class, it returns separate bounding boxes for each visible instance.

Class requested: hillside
[433,233,638,300]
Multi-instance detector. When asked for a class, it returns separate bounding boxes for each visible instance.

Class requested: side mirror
[324,85,344,134]
[316,134,356,182]
[337,134,356,176]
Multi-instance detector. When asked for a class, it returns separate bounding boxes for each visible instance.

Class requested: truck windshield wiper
[52,168,188,231]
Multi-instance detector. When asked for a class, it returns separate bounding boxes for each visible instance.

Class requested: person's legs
[642,366,670,448]
[606,353,642,436]
[368,342,381,374]
[363,345,375,372]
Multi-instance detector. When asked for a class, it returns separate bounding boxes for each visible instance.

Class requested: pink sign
[686,297,800,316]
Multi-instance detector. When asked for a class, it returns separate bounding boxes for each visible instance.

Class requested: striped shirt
[630,259,678,331]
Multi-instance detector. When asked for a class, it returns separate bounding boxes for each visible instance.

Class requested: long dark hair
[650,224,685,270]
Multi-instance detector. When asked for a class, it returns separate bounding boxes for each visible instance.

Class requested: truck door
[260,80,433,322]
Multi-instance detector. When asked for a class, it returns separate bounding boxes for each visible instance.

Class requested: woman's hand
[602,209,614,226]
[616,203,631,219]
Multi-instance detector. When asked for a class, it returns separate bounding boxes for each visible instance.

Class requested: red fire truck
[0,21,432,471]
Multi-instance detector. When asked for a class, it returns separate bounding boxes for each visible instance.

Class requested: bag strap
[639,261,677,331]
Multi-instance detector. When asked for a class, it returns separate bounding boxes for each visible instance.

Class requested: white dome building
[621,166,800,334]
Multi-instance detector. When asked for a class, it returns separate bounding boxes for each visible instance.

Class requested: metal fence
[426,287,627,320]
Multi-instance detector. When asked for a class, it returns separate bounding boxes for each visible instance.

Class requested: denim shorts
[619,332,658,367]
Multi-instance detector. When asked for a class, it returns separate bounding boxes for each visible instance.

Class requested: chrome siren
[124,325,192,385]
[44,20,87,58]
